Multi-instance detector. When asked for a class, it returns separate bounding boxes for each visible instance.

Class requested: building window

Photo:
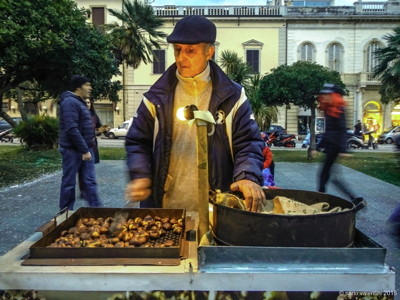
[327,43,343,72]
[366,41,381,74]
[300,42,315,62]
[92,7,105,26]
[153,50,166,74]
[246,50,259,74]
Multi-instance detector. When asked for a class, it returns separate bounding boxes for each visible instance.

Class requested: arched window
[327,43,343,72]
[300,42,315,62]
[366,40,382,74]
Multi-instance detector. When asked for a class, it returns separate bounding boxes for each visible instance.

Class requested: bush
[13,115,59,150]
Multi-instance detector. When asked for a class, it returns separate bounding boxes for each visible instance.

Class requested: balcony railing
[359,1,386,12]
[154,5,284,17]
[152,1,400,17]
[359,72,380,84]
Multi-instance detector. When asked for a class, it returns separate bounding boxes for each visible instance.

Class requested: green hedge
[13,115,59,150]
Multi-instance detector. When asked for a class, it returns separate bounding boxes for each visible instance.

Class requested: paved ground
[0,159,399,292]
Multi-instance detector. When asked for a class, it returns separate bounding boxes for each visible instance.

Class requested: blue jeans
[59,147,101,210]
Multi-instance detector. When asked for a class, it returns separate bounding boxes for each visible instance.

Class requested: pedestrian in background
[316,83,357,198]
[86,99,102,164]
[78,98,102,200]
[58,75,101,210]
[260,132,275,187]
[354,119,362,137]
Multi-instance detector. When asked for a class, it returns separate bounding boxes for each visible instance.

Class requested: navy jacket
[59,91,95,154]
[125,60,264,208]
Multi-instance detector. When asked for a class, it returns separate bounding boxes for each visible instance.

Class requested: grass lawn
[0,146,399,189]
[0,146,61,188]
[273,149,400,187]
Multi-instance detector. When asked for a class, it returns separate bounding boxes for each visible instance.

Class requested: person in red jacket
[261,132,275,186]
[262,145,274,176]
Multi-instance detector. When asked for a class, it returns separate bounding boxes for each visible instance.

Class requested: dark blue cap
[70,75,90,91]
[167,16,216,45]
[318,83,345,95]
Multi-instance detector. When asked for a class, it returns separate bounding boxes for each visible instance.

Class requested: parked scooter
[346,130,378,150]
[267,131,296,147]
[302,131,323,148]
[0,129,14,143]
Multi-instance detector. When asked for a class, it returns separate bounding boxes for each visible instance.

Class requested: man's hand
[230,179,265,212]
[126,178,152,202]
[82,151,92,161]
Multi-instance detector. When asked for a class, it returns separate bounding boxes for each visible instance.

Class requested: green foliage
[69,26,122,101]
[373,26,400,103]
[13,115,59,150]
[107,0,167,69]
[0,0,121,101]
[219,50,252,85]
[245,75,278,131]
[218,50,278,130]
[258,61,344,109]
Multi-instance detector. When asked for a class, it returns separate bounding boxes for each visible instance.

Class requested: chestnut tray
[23,207,186,265]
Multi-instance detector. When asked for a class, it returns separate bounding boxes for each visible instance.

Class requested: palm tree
[219,50,278,131]
[246,75,278,131]
[373,26,400,103]
[219,50,251,85]
[107,0,167,69]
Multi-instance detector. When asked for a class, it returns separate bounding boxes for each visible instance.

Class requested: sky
[150,0,361,6]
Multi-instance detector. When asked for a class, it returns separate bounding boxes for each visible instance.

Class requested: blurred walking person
[316,83,359,201]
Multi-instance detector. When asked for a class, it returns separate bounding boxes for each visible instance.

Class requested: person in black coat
[78,99,102,200]
[354,120,362,137]
[86,99,102,164]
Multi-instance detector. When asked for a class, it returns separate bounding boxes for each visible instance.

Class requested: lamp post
[177,105,215,241]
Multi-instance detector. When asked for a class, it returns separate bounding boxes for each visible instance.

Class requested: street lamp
[176,105,215,241]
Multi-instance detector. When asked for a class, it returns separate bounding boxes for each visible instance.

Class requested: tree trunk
[16,87,29,122]
[307,103,317,160]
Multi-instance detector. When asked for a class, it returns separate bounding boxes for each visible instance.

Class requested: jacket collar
[145,60,239,109]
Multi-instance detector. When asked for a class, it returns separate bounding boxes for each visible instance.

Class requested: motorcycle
[346,130,378,150]
[0,129,14,143]
[267,131,296,148]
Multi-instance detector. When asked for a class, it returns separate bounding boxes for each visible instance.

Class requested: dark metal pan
[211,189,365,248]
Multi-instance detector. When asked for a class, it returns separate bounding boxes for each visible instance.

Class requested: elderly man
[125,16,265,212]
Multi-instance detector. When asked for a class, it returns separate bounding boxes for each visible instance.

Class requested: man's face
[77,82,92,99]
[173,43,215,78]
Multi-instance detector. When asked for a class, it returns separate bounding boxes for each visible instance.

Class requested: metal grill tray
[28,207,186,260]
[198,229,387,273]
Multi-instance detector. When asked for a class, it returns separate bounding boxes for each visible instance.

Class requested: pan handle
[53,207,69,225]
[351,197,366,212]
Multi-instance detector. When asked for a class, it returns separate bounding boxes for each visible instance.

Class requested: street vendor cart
[0,200,395,296]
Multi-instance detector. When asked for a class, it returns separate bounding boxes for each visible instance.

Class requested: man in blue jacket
[125,16,265,212]
[58,75,101,210]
